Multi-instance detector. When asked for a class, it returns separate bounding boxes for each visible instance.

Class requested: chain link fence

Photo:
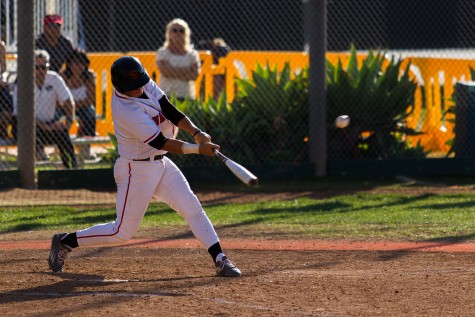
[2,0,475,174]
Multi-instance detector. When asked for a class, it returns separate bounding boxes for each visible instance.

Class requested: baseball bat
[214,150,258,186]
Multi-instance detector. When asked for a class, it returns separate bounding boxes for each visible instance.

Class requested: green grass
[1,192,475,241]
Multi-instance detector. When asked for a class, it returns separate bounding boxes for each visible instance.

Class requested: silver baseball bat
[214,150,258,186]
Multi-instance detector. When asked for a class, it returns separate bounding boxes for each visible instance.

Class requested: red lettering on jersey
[152,113,167,125]
[152,115,159,125]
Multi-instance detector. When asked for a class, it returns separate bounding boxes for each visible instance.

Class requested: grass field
[1,176,475,242]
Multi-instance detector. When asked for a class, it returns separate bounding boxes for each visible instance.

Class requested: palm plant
[326,45,425,159]
[233,63,309,163]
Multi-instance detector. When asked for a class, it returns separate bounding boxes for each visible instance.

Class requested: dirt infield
[1,184,475,316]
[0,237,475,316]
[2,238,475,253]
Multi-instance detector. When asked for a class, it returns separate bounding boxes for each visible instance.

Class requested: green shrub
[232,63,309,163]
[104,50,425,168]
[326,45,426,159]
[173,63,309,165]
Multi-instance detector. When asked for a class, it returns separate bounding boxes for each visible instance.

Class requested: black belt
[133,155,164,161]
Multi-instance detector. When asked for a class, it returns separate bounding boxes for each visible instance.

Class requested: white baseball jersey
[13,71,72,122]
[112,80,179,160]
[76,79,220,250]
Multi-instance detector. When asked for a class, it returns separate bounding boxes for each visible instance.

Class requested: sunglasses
[35,64,49,70]
[171,28,185,34]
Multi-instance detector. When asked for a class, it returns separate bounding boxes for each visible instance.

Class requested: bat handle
[213,149,228,162]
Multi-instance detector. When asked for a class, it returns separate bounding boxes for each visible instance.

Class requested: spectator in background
[210,38,231,97]
[0,40,12,139]
[0,40,7,78]
[155,18,200,101]
[61,49,97,159]
[209,38,231,65]
[35,14,74,159]
[35,14,74,72]
[196,37,231,98]
[13,50,77,169]
[0,80,12,139]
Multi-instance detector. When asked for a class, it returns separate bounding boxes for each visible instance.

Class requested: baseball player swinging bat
[214,150,258,186]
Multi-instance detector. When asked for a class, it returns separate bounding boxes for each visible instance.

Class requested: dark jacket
[35,34,74,72]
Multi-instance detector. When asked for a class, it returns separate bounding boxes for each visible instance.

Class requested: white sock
[215,253,225,263]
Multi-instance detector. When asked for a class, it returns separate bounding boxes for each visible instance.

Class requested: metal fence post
[307,0,327,177]
[17,0,36,189]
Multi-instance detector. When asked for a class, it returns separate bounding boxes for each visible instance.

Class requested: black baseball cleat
[48,233,72,273]
[215,256,242,277]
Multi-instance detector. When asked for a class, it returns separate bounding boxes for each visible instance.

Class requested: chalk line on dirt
[1,239,474,252]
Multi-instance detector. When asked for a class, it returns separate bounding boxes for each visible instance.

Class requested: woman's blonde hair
[163,18,192,52]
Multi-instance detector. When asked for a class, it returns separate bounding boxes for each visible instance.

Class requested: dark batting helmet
[111,56,150,93]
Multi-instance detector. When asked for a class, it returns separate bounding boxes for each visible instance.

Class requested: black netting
[2,0,475,173]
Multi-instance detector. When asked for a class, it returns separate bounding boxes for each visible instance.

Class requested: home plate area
[0,241,474,316]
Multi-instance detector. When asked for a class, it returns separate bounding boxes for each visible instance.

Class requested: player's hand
[194,131,211,144]
[199,142,220,156]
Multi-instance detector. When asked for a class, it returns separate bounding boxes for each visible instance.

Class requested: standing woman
[155,18,200,101]
[61,49,97,159]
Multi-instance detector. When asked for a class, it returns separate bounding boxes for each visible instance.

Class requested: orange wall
[9,51,474,155]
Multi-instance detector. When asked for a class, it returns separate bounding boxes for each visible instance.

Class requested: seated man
[0,81,12,139]
[0,41,12,139]
[13,49,77,169]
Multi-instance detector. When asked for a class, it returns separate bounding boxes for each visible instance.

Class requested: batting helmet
[111,56,150,93]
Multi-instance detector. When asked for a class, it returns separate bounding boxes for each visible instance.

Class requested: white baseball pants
[76,156,219,249]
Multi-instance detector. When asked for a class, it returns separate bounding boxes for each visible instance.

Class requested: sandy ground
[1,183,475,316]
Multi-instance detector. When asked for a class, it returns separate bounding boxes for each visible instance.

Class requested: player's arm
[148,133,218,156]
[159,96,211,144]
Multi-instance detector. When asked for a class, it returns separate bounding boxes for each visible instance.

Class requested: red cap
[44,14,63,26]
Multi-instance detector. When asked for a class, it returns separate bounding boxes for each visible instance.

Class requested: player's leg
[154,157,241,277]
[76,159,160,246]
[49,159,162,272]
[154,157,218,247]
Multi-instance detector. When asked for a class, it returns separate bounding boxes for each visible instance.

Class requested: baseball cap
[44,14,63,26]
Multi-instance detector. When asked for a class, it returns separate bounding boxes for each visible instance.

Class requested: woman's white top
[156,47,200,99]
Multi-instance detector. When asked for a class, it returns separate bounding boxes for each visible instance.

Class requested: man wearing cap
[35,14,75,72]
